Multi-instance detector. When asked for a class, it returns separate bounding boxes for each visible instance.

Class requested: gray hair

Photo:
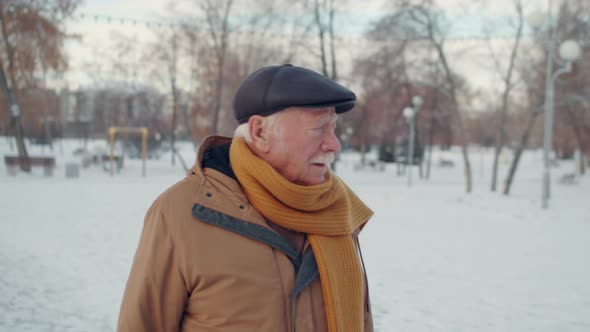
[233,112,283,143]
[233,123,252,143]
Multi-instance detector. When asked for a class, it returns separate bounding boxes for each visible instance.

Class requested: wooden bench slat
[4,156,56,167]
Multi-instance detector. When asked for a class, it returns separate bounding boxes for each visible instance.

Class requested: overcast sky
[61,0,552,103]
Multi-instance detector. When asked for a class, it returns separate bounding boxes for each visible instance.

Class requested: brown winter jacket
[118,136,373,332]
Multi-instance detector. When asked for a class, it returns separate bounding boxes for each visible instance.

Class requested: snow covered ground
[1,138,589,332]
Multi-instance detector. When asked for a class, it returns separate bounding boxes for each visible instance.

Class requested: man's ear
[248,115,271,153]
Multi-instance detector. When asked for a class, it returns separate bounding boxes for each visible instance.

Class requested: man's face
[265,107,341,186]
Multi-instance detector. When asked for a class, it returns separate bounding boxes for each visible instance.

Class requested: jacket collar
[190,135,233,177]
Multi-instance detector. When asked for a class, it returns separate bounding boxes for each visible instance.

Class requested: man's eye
[310,127,324,132]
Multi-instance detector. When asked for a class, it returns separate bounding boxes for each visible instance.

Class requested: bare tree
[174,0,331,138]
[198,0,235,134]
[487,0,524,191]
[312,0,344,170]
[352,38,409,159]
[503,62,545,195]
[0,0,79,170]
[420,8,473,192]
[375,0,473,192]
[353,10,452,173]
[503,107,542,195]
[311,0,342,80]
[553,0,590,172]
[137,21,196,169]
[231,0,313,78]
[505,0,590,193]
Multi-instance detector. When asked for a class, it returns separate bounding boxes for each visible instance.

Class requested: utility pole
[0,64,30,171]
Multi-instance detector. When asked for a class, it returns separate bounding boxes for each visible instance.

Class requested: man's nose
[321,130,341,153]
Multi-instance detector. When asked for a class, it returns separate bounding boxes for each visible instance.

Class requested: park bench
[4,155,56,176]
[96,154,124,171]
[558,173,577,185]
[79,152,123,172]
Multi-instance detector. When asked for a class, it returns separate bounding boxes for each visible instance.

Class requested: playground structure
[108,127,149,177]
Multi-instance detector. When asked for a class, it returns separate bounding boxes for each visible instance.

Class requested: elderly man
[118,64,374,332]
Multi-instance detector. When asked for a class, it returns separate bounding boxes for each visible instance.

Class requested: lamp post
[403,95,423,187]
[528,8,582,209]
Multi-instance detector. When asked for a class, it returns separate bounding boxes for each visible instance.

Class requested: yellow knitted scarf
[229,138,373,332]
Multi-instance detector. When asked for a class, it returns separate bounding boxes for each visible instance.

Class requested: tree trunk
[205,0,234,134]
[173,148,189,173]
[490,137,502,190]
[0,64,30,171]
[360,107,368,167]
[0,16,30,171]
[461,144,473,192]
[503,109,541,195]
[360,143,366,167]
[565,106,587,175]
[169,34,178,166]
[425,93,439,180]
[320,0,341,171]
[452,110,472,192]
[434,42,472,192]
[182,103,198,151]
[421,7,472,191]
[314,0,328,78]
[6,126,14,151]
[490,0,523,191]
[41,90,54,151]
[328,0,337,81]
[426,116,435,179]
[211,55,225,134]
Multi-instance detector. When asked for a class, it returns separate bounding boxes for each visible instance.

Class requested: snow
[1,138,589,332]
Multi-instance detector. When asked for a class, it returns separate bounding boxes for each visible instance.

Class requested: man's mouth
[310,153,335,167]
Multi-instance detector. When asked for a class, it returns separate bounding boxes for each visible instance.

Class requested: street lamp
[527,8,582,209]
[403,95,423,187]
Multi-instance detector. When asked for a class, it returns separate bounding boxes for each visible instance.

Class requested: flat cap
[233,64,356,124]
